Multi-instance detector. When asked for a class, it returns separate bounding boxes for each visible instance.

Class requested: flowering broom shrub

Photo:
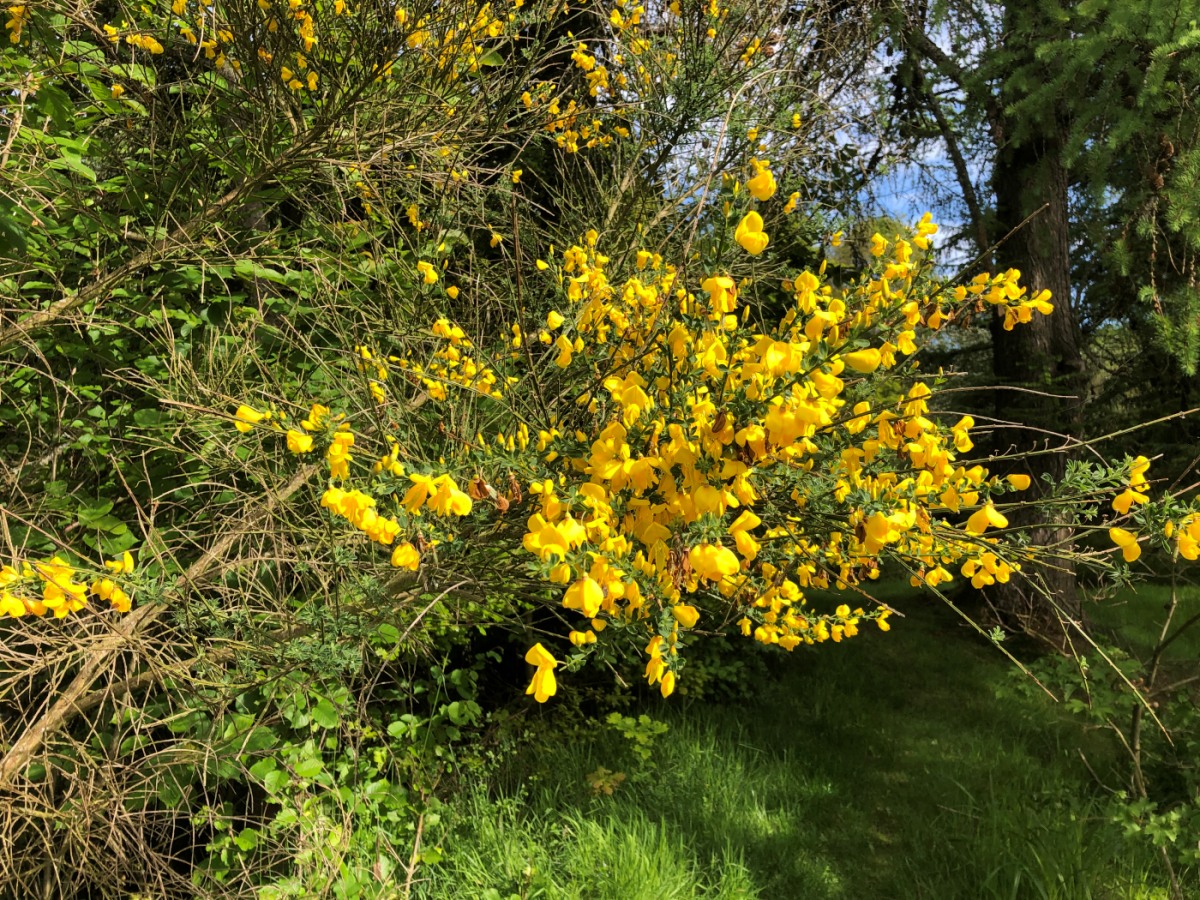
[207,207,1197,705]
[2,0,1195,894]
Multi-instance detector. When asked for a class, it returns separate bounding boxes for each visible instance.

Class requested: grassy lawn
[1087,578,1200,661]
[421,590,1177,899]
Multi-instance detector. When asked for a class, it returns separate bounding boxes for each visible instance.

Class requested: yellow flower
[842,348,881,374]
[701,275,737,318]
[1112,488,1148,515]
[416,260,438,284]
[92,577,132,613]
[401,473,436,513]
[912,212,939,250]
[1006,474,1032,490]
[34,558,89,618]
[783,191,799,214]
[1,588,26,617]
[1129,455,1151,488]
[563,577,604,618]
[951,416,974,452]
[870,233,888,257]
[1109,527,1141,563]
[111,84,125,99]
[301,403,329,431]
[326,429,354,478]
[746,161,776,201]
[659,670,676,698]
[234,404,269,432]
[966,503,1009,535]
[546,310,565,329]
[688,543,740,581]
[553,333,575,367]
[511,169,523,184]
[427,475,473,516]
[525,643,558,703]
[446,285,460,299]
[105,551,136,575]
[7,4,28,43]
[734,211,769,255]
[390,542,420,570]
[286,429,314,453]
[727,509,762,560]
[672,604,700,628]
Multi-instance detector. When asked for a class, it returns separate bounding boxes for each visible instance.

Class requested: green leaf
[293,757,323,779]
[420,846,443,865]
[50,153,97,183]
[248,758,277,782]
[234,828,260,852]
[77,500,115,526]
[263,769,288,794]
[234,259,288,285]
[311,699,339,730]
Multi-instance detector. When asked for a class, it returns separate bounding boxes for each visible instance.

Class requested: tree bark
[985,80,1086,640]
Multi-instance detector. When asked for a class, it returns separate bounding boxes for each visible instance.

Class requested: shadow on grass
[423,594,1174,899]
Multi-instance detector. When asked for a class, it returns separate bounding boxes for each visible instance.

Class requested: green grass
[1087,579,1200,661]
[420,593,1176,899]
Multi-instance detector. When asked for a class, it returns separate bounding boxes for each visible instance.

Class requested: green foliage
[605,711,669,769]
[1014,578,1200,881]
[3,0,1200,895]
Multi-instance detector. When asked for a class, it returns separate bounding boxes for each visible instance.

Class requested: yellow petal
[1006,474,1031,491]
[966,503,1006,535]
[842,348,881,374]
[659,670,675,698]
[526,666,557,703]
[524,642,557,669]
[563,577,604,617]
[672,604,700,628]
[1109,528,1142,563]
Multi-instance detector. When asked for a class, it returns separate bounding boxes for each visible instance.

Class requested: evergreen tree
[892,0,1200,638]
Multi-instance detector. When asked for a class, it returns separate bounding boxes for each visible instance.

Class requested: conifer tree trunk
[901,0,1087,641]
[987,130,1086,638]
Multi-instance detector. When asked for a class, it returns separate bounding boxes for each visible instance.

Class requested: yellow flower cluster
[499,213,1059,699]
[1109,455,1152,563]
[223,200,1188,705]
[1,553,136,619]
[355,346,389,405]
[391,318,510,402]
[125,32,164,54]
[539,91,621,154]
[321,487,402,545]
[215,193,1118,704]
[1102,454,1200,565]
[6,3,27,43]
[392,2,509,77]
[571,42,610,96]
